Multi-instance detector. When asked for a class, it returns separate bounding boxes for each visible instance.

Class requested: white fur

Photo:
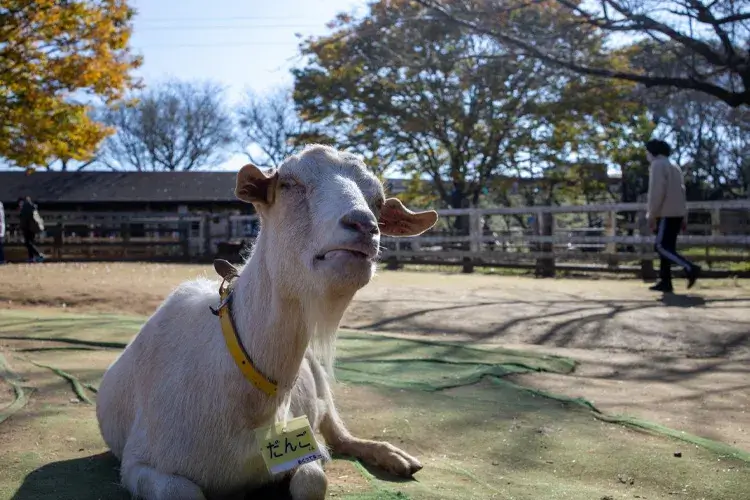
[96,145,432,499]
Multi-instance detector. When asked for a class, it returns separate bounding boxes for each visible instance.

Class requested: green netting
[0,353,31,425]
[15,355,95,405]
[336,332,577,374]
[1,309,749,500]
[334,332,576,392]
[333,331,750,465]
[0,309,139,348]
[488,377,750,463]
[346,461,412,500]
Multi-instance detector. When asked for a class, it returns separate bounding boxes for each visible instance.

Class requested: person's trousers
[0,237,5,263]
[22,230,42,260]
[654,217,695,285]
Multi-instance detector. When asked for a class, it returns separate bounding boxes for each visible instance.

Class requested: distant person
[645,139,700,293]
[18,196,45,263]
[0,201,5,264]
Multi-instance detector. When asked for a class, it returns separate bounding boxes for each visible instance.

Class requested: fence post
[637,209,656,281]
[469,209,482,253]
[178,216,189,262]
[707,207,721,270]
[386,239,402,270]
[711,207,721,236]
[121,223,130,259]
[53,223,64,260]
[606,210,618,270]
[385,255,400,271]
[202,214,212,259]
[463,209,481,273]
[85,223,93,259]
[535,209,555,277]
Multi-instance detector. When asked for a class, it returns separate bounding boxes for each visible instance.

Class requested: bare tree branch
[416,0,750,107]
[235,87,307,168]
[97,80,235,171]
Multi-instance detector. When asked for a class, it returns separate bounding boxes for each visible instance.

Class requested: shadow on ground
[347,294,750,376]
[10,452,295,500]
[10,453,125,500]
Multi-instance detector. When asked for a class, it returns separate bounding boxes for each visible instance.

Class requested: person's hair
[646,139,671,157]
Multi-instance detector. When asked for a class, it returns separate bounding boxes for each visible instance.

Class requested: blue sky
[129,0,368,170]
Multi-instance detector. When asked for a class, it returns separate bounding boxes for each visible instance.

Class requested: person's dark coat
[19,200,38,234]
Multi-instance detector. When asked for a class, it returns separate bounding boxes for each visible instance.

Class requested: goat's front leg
[120,455,206,500]
[320,410,422,478]
[306,353,421,477]
[119,420,207,500]
[289,460,327,500]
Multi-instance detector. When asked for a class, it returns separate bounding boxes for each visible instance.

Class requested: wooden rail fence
[2,213,203,262]
[2,200,748,278]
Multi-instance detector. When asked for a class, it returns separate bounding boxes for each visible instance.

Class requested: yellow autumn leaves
[0,0,142,168]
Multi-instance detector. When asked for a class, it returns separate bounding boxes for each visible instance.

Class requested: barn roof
[0,171,239,204]
[0,171,412,205]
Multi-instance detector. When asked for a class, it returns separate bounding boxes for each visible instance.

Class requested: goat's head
[235,144,437,295]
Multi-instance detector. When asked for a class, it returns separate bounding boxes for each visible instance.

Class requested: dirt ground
[2,309,749,500]
[1,262,749,453]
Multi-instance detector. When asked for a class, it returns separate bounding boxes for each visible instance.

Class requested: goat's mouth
[315,248,377,262]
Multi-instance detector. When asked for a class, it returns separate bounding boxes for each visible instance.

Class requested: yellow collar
[214,281,278,397]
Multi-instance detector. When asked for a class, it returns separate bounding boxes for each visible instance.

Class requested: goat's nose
[340,210,379,235]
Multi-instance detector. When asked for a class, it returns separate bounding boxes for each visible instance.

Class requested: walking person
[0,201,5,264]
[645,139,700,293]
[18,196,45,263]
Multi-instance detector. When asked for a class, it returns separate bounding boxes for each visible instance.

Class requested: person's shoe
[687,265,701,289]
[649,281,673,293]
[33,255,45,263]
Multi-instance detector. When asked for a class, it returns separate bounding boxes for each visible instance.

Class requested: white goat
[95,144,438,500]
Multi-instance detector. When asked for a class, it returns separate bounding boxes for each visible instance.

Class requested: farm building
[0,171,412,216]
[0,171,252,261]
[0,171,413,262]
[0,171,249,216]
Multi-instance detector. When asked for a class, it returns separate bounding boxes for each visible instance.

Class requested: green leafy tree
[295,0,660,236]
[293,0,555,220]
[544,76,654,201]
[646,89,749,199]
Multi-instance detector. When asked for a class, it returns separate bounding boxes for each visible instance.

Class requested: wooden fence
[2,200,748,278]
[372,200,750,278]
[2,212,203,262]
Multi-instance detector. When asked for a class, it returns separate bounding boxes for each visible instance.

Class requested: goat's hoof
[374,442,423,478]
[409,461,423,475]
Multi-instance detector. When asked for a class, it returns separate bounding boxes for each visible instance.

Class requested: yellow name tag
[256,415,323,475]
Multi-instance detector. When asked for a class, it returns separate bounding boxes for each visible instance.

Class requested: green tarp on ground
[0,309,748,500]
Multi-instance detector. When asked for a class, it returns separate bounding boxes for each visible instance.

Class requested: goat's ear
[378,198,438,237]
[213,259,239,281]
[235,163,278,205]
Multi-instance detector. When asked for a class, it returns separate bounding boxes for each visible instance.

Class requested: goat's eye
[279,178,299,190]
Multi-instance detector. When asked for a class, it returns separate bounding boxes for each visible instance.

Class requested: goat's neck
[230,245,350,397]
